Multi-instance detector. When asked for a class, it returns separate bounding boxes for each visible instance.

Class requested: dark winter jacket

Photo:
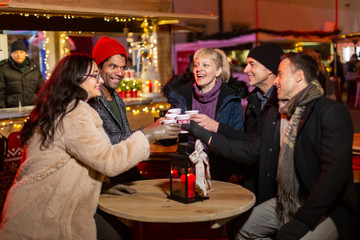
[163,73,249,180]
[0,57,44,108]
[211,86,279,204]
[292,97,356,240]
[163,73,248,131]
[214,96,358,239]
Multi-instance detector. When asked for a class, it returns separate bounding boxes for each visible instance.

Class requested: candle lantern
[168,142,208,203]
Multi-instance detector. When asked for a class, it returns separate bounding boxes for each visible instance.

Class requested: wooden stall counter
[137,141,177,179]
[353,133,360,153]
[0,106,33,138]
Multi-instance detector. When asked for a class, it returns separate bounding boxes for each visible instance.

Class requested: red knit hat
[92,36,128,65]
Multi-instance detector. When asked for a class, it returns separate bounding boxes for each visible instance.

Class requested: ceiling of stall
[0,2,217,32]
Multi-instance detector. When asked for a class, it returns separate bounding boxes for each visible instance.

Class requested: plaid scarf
[276,80,323,226]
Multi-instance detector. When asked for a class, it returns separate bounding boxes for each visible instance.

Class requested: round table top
[99,179,255,224]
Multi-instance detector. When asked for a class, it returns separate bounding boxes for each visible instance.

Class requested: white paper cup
[167,108,182,115]
[165,114,178,120]
[185,110,199,116]
[162,119,177,125]
[176,114,190,134]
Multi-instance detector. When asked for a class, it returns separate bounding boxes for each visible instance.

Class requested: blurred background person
[303,49,336,100]
[0,40,44,108]
[344,53,359,104]
[330,55,345,100]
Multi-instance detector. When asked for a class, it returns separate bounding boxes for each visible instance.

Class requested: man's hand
[102,183,137,196]
[181,120,212,145]
[190,114,219,132]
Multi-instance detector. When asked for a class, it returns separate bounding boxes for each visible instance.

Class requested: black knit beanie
[10,40,27,53]
[248,43,284,75]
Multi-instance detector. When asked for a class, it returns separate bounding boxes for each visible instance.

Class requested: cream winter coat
[0,100,150,239]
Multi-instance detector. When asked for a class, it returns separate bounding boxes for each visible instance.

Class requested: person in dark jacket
[183,43,284,204]
[163,48,248,181]
[236,52,358,240]
[344,53,359,104]
[0,40,44,108]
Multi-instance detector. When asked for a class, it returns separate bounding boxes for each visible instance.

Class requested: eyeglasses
[85,73,101,82]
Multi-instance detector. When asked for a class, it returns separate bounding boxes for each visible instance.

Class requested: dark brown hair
[281,52,319,83]
[21,53,94,148]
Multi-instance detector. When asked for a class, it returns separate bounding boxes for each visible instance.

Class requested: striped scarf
[276,80,323,226]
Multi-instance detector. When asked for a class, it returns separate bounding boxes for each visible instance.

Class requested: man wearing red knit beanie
[91,36,179,240]
[91,36,132,145]
[91,35,136,240]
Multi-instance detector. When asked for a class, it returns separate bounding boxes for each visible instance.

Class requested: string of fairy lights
[0,118,28,132]
[0,102,170,132]
[0,11,165,132]
[126,103,170,116]
[0,11,150,23]
[7,10,160,81]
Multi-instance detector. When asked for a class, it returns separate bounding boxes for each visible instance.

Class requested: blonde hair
[193,48,231,82]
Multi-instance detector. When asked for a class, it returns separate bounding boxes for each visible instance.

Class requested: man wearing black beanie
[0,40,44,108]
[181,42,285,237]
[183,42,284,204]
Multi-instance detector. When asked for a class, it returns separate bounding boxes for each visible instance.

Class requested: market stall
[175,29,337,75]
[0,0,218,210]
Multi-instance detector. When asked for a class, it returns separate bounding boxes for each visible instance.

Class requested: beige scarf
[276,80,323,226]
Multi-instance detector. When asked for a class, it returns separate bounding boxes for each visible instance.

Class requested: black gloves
[276,219,310,240]
[181,120,212,144]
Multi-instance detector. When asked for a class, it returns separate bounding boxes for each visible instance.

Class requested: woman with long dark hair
[0,54,178,239]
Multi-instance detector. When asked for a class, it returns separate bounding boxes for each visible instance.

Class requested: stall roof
[0,2,217,32]
[1,2,218,21]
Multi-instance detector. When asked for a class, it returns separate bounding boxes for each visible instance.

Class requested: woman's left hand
[190,114,219,132]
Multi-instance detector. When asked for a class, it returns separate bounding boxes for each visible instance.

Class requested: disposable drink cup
[176,114,190,134]
[167,108,181,115]
[165,114,178,120]
[185,110,199,116]
[162,119,177,125]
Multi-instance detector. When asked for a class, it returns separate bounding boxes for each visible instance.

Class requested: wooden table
[99,179,255,239]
